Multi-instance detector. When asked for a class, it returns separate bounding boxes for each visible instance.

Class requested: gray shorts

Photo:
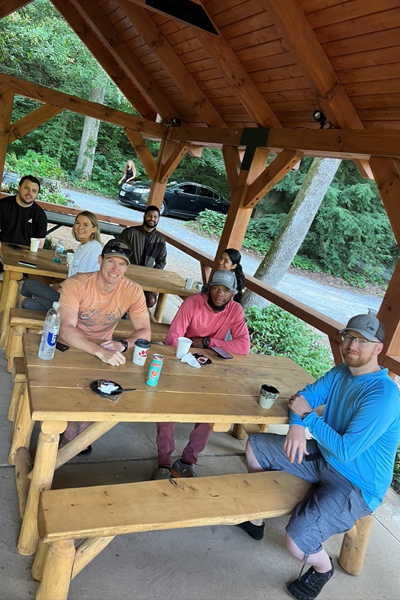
[250,433,372,555]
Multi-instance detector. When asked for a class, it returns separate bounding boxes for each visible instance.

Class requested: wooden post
[18,420,67,556]
[15,446,32,518]
[147,137,177,209]
[7,380,25,422]
[153,293,167,323]
[338,514,374,575]
[7,324,25,372]
[8,387,34,465]
[0,271,23,348]
[72,536,115,579]
[32,541,49,581]
[0,87,13,182]
[36,539,75,600]
[54,421,117,471]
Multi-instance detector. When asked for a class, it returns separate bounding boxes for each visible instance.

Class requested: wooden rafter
[0,0,31,19]
[9,104,62,143]
[243,150,303,208]
[0,73,167,139]
[51,0,155,120]
[159,143,189,183]
[222,145,241,198]
[0,87,13,177]
[260,0,373,178]
[116,0,226,128]
[124,129,157,181]
[67,0,179,123]
[169,127,400,160]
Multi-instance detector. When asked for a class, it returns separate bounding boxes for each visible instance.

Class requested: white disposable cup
[30,238,40,252]
[133,339,151,366]
[259,385,280,410]
[66,252,74,265]
[185,277,195,290]
[176,336,192,359]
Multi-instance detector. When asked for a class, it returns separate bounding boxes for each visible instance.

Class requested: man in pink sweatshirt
[155,270,250,480]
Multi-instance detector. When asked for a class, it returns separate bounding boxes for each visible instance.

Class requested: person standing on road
[118,160,136,185]
[119,205,167,308]
[237,314,400,600]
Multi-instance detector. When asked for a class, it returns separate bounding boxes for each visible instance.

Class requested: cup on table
[258,385,279,410]
[30,238,40,252]
[133,338,151,366]
[66,252,74,265]
[185,277,195,290]
[176,336,192,359]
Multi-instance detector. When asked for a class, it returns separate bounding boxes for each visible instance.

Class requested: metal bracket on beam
[239,128,270,170]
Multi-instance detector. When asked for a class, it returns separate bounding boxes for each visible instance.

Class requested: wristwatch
[301,411,312,421]
[202,337,211,349]
[120,340,129,353]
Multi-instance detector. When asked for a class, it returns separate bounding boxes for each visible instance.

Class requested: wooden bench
[32,472,373,600]
[6,308,170,372]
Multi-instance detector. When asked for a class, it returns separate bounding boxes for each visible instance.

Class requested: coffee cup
[185,277,194,290]
[176,336,192,359]
[259,385,279,410]
[30,238,40,252]
[133,338,151,366]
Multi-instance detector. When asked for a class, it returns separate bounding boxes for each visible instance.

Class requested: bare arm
[59,306,126,366]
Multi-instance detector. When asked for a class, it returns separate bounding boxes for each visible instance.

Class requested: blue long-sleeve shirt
[290,363,400,510]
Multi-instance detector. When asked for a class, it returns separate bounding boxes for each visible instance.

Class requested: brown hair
[72,211,101,242]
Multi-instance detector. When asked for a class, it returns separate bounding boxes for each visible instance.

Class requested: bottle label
[47,331,58,347]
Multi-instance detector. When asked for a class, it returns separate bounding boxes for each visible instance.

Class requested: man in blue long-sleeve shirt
[237,314,400,600]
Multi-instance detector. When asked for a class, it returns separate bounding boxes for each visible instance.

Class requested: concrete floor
[1,297,400,599]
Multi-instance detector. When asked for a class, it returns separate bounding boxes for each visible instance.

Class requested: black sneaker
[236,521,265,540]
[170,459,197,478]
[287,558,334,600]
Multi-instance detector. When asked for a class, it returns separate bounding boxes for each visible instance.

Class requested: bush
[244,304,334,379]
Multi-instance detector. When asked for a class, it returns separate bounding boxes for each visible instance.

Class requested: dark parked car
[118,181,230,220]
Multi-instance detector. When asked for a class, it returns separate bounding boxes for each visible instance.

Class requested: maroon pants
[156,422,213,466]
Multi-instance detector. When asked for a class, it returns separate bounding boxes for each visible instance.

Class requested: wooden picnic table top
[23,333,315,424]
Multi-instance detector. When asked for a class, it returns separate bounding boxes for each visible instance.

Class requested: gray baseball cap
[339,314,385,343]
[209,270,237,293]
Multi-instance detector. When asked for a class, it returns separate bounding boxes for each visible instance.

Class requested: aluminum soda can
[146,353,164,387]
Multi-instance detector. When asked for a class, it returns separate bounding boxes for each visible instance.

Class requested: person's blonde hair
[72,211,101,242]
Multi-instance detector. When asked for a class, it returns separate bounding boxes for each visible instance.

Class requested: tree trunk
[75,86,105,179]
[242,157,341,309]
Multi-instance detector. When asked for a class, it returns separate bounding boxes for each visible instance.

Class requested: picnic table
[0,244,198,347]
[14,332,314,556]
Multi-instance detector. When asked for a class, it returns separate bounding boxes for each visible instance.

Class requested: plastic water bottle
[53,239,64,263]
[38,301,61,360]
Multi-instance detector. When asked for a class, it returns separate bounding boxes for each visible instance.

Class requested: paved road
[65,188,382,325]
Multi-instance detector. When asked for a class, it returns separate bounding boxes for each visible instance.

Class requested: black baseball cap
[102,239,132,264]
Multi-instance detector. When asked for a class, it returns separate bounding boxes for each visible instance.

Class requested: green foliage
[393,446,400,494]
[6,150,64,179]
[244,304,334,379]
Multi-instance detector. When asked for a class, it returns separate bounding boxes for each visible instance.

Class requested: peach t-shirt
[60,272,148,340]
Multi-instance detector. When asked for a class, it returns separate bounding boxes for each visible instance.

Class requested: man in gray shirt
[119,205,167,307]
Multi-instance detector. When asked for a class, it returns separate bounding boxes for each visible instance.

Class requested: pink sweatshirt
[165,293,250,355]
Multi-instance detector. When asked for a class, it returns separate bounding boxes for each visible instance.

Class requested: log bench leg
[9,387,34,465]
[15,447,32,518]
[153,292,167,322]
[7,324,25,372]
[8,380,25,422]
[36,540,75,600]
[72,536,115,579]
[232,423,269,439]
[18,421,67,556]
[0,273,22,348]
[338,514,374,575]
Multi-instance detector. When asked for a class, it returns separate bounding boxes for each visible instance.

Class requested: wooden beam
[117,0,226,127]
[51,0,155,120]
[243,150,303,208]
[0,73,167,139]
[0,0,31,19]
[0,87,13,181]
[222,145,241,198]
[260,0,372,178]
[187,146,203,158]
[195,28,281,129]
[215,147,270,258]
[9,104,62,142]
[170,127,400,160]
[68,0,179,123]
[147,137,176,208]
[159,142,189,183]
[124,129,157,180]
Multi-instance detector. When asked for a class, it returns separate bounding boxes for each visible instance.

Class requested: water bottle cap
[53,301,60,309]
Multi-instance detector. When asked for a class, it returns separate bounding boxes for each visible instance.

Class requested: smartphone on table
[18,260,37,268]
[210,346,233,359]
[56,342,69,352]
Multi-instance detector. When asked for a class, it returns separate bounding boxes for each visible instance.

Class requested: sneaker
[287,558,334,600]
[236,521,265,540]
[170,459,197,478]
[154,467,171,480]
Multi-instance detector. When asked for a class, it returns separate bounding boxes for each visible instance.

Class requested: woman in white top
[21,211,102,311]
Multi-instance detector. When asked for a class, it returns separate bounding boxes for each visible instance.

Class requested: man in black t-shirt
[0,175,47,261]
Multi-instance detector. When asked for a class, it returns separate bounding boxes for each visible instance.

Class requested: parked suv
[118,181,229,220]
